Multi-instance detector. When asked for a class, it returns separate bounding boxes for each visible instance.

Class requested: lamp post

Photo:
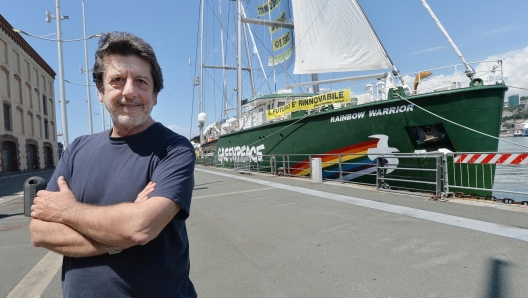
[48,0,69,148]
[13,0,101,146]
[82,1,94,134]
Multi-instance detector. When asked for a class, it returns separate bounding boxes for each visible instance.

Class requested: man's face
[98,55,157,131]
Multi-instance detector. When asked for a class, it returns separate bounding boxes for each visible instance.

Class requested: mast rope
[395,94,528,149]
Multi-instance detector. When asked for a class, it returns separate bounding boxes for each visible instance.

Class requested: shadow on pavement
[485,258,510,298]
[0,212,24,219]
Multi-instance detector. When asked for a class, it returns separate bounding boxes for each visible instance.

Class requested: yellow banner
[266,90,351,120]
[269,12,287,33]
[257,0,282,16]
[272,31,291,51]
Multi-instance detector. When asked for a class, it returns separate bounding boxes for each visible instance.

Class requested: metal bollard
[23,177,47,217]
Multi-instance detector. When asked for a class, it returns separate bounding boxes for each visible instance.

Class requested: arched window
[3,102,12,131]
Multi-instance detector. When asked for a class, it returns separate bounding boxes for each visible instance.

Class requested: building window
[26,84,32,109]
[44,119,49,139]
[19,108,24,134]
[0,38,7,64]
[25,60,30,80]
[29,113,34,136]
[1,68,10,99]
[12,50,21,73]
[42,95,48,115]
[15,76,22,104]
[34,68,38,86]
[3,103,12,131]
[36,115,42,138]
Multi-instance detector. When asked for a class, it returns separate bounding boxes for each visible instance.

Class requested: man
[29,32,197,297]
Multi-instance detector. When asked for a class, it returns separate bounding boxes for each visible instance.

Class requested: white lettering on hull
[217,144,265,162]
[332,104,414,123]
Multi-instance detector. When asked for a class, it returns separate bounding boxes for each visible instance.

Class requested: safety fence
[445,152,528,205]
[196,151,528,203]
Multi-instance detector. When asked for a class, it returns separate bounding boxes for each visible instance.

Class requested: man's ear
[153,94,158,106]
[98,89,104,102]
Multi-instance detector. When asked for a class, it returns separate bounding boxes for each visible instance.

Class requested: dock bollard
[23,177,47,217]
[311,158,323,183]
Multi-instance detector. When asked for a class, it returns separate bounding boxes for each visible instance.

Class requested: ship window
[277,102,285,107]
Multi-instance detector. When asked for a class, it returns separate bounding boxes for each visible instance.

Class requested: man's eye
[111,78,122,83]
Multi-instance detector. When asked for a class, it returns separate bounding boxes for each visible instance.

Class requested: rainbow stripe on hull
[290,139,379,179]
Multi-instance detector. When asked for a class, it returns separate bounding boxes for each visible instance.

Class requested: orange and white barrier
[454,153,528,165]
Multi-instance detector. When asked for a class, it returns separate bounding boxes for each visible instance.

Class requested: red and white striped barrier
[454,153,528,165]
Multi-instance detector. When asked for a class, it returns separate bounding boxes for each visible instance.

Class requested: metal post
[82,1,93,134]
[376,157,383,190]
[443,153,449,193]
[436,155,442,196]
[338,154,343,183]
[308,155,312,179]
[286,155,290,176]
[55,0,69,148]
[236,0,242,130]
[199,0,205,143]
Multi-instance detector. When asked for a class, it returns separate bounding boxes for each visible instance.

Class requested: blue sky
[1,0,527,144]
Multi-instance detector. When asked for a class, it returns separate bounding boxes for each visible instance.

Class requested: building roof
[0,14,56,78]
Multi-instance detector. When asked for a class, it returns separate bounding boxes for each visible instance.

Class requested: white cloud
[485,46,528,97]
[482,26,515,36]
[409,46,444,56]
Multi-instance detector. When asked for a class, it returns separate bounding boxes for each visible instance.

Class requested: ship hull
[212,84,507,194]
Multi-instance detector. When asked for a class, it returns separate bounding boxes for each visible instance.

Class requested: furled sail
[291,0,393,74]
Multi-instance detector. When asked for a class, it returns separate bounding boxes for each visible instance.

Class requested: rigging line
[395,94,528,149]
[244,111,314,148]
[509,86,528,91]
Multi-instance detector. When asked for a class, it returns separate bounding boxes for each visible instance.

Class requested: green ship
[193,0,507,192]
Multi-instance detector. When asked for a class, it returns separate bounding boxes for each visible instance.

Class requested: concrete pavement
[1,167,528,297]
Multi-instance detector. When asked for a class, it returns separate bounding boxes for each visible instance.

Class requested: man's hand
[135,182,156,203]
[31,176,77,223]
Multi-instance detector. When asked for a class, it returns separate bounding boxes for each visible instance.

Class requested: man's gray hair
[92,32,163,94]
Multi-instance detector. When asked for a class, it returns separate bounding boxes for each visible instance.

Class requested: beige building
[0,14,59,173]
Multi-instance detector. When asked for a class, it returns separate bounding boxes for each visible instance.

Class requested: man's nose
[122,78,137,98]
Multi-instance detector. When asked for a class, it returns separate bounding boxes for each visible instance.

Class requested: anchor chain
[430,192,528,206]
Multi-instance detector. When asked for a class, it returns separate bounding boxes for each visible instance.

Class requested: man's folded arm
[60,196,181,249]
[29,219,107,257]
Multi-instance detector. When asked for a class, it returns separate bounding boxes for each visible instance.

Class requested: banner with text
[266,90,351,120]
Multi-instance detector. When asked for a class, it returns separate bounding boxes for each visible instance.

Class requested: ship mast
[198,0,207,144]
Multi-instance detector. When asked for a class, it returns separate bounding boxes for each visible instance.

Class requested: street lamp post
[49,0,69,148]
[81,1,93,134]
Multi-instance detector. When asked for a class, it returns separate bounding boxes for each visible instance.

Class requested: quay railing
[445,152,528,204]
[197,151,528,204]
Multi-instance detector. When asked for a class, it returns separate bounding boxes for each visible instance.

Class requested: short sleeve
[150,146,196,220]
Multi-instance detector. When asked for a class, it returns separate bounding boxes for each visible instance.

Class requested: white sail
[291,0,393,74]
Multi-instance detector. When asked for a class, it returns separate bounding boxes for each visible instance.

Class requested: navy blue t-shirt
[46,123,197,297]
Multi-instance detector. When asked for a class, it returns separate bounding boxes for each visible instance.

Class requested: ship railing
[400,60,504,95]
[444,152,528,204]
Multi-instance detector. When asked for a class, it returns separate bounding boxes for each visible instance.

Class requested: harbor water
[492,137,528,201]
